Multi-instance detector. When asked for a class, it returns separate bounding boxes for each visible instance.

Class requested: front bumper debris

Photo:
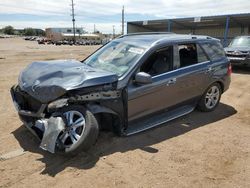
[22,117,65,153]
[10,85,66,153]
[10,85,46,118]
[39,117,65,153]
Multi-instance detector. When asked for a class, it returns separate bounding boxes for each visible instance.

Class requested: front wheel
[197,83,222,112]
[56,105,99,155]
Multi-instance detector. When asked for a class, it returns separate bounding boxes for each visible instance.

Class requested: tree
[3,26,14,35]
[35,29,45,36]
[23,28,35,36]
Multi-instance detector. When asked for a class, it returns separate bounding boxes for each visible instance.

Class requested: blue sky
[0,0,249,33]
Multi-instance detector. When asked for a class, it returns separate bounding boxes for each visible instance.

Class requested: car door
[169,42,212,104]
[127,45,180,121]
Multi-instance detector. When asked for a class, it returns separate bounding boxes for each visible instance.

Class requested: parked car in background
[224,36,250,67]
[24,37,31,40]
[55,41,63,46]
[62,40,69,45]
[37,39,46,45]
[47,40,54,45]
[11,33,231,155]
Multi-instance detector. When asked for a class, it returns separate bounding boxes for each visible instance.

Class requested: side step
[124,105,194,136]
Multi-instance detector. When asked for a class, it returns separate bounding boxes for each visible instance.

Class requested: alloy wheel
[58,110,86,148]
[205,86,220,109]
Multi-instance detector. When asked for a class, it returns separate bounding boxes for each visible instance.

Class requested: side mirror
[135,72,152,85]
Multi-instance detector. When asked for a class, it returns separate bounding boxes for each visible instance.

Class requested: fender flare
[86,103,124,135]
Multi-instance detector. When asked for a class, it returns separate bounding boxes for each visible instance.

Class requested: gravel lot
[0,38,250,188]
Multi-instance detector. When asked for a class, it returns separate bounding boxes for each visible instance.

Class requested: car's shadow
[12,103,237,177]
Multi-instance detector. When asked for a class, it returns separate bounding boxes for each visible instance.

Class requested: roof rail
[117,32,174,38]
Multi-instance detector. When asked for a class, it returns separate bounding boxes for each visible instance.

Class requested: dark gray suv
[11,33,231,155]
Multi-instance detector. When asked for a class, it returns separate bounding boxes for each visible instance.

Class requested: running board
[124,105,194,136]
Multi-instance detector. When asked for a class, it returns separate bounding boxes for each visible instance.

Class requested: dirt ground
[0,38,250,188]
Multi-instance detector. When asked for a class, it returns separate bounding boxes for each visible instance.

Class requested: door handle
[167,78,177,86]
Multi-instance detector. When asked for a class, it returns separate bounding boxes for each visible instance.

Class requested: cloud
[0,0,249,33]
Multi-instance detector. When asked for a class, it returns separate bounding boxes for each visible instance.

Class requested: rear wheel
[56,105,99,155]
[197,83,222,112]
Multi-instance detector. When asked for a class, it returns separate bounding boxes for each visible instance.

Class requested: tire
[56,105,99,155]
[197,83,222,112]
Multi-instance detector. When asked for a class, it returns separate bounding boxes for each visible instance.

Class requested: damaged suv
[11,33,231,154]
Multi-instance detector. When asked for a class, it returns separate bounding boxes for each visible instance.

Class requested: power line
[0,3,133,24]
[76,14,120,22]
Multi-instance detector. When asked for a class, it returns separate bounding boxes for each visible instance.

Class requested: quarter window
[178,43,209,68]
[201,42,225,61]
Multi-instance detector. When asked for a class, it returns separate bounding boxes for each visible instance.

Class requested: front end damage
[10,59,126,154]
[10,85,66,153]
[11,83,125,154]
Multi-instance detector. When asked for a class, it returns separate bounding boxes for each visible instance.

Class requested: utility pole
[112,25,115,39]
[122,5,125,35]
[71,0,76,44]
[94,24,96,33]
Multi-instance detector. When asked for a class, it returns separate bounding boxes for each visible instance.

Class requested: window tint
[178,43,198,67]
[201,41,225,61]
[197,44,209,63]
[140,46,173,76]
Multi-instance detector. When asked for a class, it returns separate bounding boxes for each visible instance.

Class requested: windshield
[84,41,145,77]
[229,37,250,47]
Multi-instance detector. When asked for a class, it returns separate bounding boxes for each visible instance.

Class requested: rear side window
[178,43,197,67]
[201,41,225,61]
[178,43,209,68]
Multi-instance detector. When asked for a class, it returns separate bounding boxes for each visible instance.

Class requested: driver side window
[140,46,173,77]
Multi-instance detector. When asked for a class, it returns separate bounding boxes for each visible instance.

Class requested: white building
[45,27,103,42]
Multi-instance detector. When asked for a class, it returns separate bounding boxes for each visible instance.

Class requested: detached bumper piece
[10,85,65,153]
[39,117,65,153]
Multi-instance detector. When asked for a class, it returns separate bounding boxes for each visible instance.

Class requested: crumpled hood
[19,60,118,103]
[224,46,250,52]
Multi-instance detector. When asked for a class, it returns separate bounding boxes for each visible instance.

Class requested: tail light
[227,63,232,76]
